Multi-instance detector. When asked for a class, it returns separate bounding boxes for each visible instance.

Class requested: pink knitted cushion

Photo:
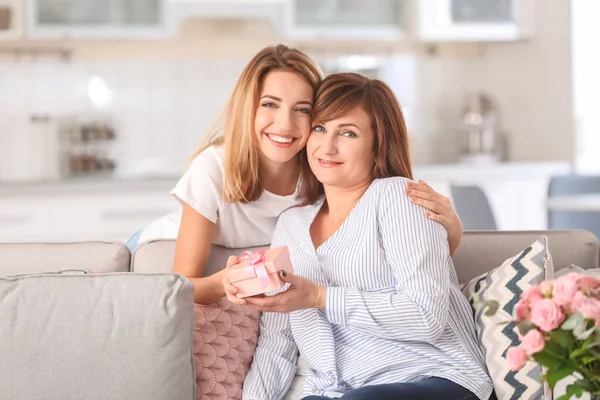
[193,299,260,400]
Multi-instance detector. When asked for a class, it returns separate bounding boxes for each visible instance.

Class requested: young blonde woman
[135,44,464,305]
[234,72,494,400]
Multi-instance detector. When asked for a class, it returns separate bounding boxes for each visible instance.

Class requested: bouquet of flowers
[480,272,600,400]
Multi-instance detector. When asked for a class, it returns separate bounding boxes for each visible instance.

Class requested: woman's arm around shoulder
[404,180,464,256]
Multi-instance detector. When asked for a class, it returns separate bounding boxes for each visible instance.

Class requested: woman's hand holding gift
[222,255,246,306]
[244,271,326,313]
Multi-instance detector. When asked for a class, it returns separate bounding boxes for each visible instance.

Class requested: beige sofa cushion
[0,241,131,276]
[132,240,267,276]
[453,230,599,284]
[134,231,600,286]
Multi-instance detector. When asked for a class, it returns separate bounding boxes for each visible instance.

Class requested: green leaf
[567,382,585,398]
[545,340,568,358]
[582,356,598,364]
[562,312,585,331]
[574,379,594,392]
[533,350,567,369]
[570,347,589,360]
[545,366,576,388]
[483,300,499,316]
[592,328,600,345]
[551,329,576,350]
[517,321,536,336]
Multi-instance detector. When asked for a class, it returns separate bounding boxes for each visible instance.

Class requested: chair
[450,185,498,230]
[547,175,600,239]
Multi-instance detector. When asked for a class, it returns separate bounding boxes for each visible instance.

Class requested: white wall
[0,20,278,180]
[0,18,488,179]
[480,0,574,162]
[0,2,579,183]
[411,55,485,164]
[571,0,600,174]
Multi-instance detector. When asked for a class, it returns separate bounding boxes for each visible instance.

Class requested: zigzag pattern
[463,237,549,400]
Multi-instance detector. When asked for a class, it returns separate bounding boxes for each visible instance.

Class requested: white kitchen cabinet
[0,161,570,244]
[27,0,170,39]
[418,0,534,42]
[169,0,287,33]
[0,182,179,243]
[283,0,407,41]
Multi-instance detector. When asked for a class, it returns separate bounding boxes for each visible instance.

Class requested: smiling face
[306,105,375,190]
[254,70,314,165]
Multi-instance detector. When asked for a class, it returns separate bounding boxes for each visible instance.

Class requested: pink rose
[572,291,586,311]
[575,296,600,326]
[521,286,544,304]
[577,275,600,293]
[520,329,546,356]
[530,299,565,332]
[515,300,530,322]
[506,346,529,371]
[552,274,580,306]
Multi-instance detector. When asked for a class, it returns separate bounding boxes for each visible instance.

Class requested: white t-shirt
[137,145,302,248]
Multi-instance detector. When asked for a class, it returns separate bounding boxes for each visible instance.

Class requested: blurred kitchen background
[1,0,599,244]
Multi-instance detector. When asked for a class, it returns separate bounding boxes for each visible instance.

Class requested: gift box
[228,246,293,298]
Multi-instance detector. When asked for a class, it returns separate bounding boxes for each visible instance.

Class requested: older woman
[224,72,493,400]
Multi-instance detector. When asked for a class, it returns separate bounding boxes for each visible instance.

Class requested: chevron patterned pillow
[462,236,554,400]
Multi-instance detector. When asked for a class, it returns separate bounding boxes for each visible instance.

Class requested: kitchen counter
[0,161,573,198]
[0,161,576,243]
[0,175,180,197]
[412,161,573,182]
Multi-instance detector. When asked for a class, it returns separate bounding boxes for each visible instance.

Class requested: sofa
[1,229,598,400]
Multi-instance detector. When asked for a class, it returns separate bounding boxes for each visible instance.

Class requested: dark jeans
[302,377,478,400]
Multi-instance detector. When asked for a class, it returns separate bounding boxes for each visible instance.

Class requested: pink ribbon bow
[240,250,271,290]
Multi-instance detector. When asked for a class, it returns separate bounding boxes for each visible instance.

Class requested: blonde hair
[190,44,323,203]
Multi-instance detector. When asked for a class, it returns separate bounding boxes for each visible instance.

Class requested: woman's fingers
[407,189,437,203]
[411,197,443,215]
[226,255,239,268]
[406,183,452,214]
[223,276,246,305]
[222,276,239,296]
[245,291,293,313]
[226,292,246,306]
[425,211,447,225]
[406,185,442,203]
[224,286,245,305]
[222,258,246,305]
[244,296,280,312]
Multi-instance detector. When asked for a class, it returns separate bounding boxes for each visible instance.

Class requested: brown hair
[190,44,323,203]
[302,72,413,203]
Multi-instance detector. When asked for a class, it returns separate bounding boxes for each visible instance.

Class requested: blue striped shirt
[243,177,493,400]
